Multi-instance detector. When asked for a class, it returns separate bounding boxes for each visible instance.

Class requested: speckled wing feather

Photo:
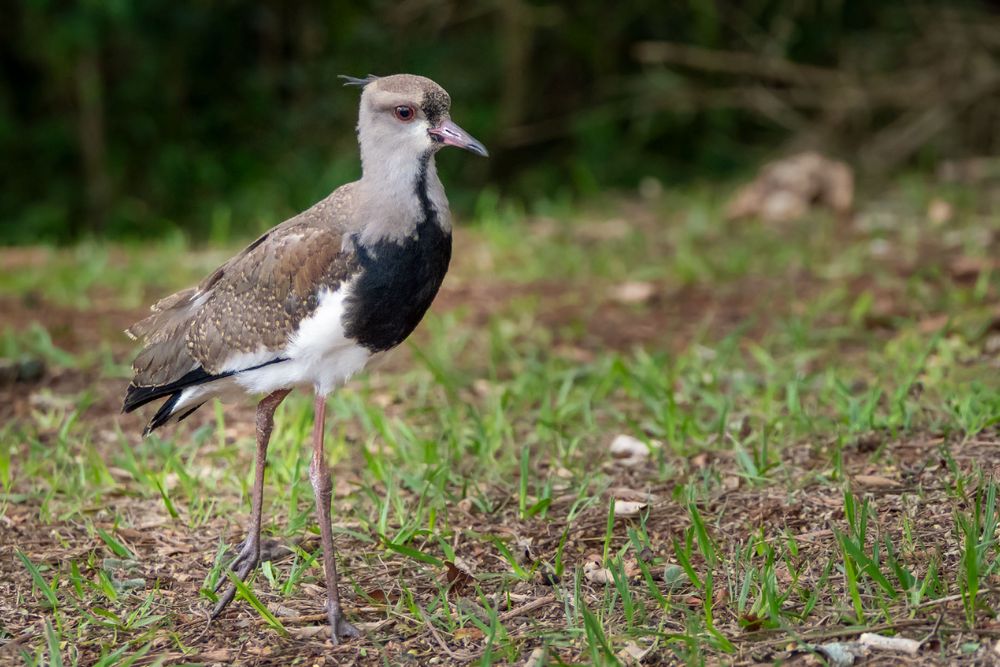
[127,222,359,389]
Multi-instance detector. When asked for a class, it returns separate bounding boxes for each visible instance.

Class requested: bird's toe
[258,537,292,563]
[337,617,361,639]
[327,606,361,644]
[210,584,238,619]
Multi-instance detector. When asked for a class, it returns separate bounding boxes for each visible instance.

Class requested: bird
[121,73,487,644]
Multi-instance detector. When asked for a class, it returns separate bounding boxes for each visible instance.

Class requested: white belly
[172,284,373,413]
[237,284,372,396]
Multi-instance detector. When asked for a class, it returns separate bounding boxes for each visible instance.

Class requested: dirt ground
[3,215,1000,666]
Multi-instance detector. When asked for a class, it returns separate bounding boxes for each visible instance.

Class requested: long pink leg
[309,393,360,644]
[211,388,291,619]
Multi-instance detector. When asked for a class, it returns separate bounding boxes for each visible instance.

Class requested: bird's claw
[212,540,258,592]
[327,604,361,645]
[210,540,260,618]
[209,537,294,618]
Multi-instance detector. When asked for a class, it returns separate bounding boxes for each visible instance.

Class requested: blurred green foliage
[1,0,994,243]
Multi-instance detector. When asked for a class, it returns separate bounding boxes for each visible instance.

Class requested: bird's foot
[327,602,361,645]
[210,539,261,619]
[219,537,290,571]
[213,539,260,592]
[210,538,291,619]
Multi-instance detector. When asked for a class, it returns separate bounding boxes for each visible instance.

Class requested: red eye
[394,105,415,122]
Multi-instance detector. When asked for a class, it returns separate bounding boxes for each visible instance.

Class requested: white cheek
[406,120,433,150]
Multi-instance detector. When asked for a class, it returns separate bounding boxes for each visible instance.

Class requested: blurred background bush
[2,0,998,244]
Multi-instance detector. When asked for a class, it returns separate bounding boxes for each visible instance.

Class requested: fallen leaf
[814,494,843,509]
[859,632,920,655]
[585,566,613,584]
[370,392,394,409]
[268,603,299,617]
[516,538,534,564]
[453,555,476,574]
[617,639,656,664]
[918,314,949,334]
[584,558,612,584]
[367,588,393,605]
[610,434,654,466]
[289,625,327,640]
[300,583,325,597]
[622,558,642,578]
[606,486,658,502]
[613,500,648,518]
[471,378,493,397]
[524,647,547,667]
[927,198,954,225]
[950,255,995,283]
[106,466,134,481]
[445,560,474,595]
[457,497,475,513]
[454,627,484,642]
[610,281,656,305]
[195,649,232,662]
[853,474,901,488]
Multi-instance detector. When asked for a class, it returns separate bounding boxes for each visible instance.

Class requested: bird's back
[123,177,452,432]
[123,184,362,424]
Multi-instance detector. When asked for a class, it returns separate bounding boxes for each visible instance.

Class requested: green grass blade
[384,540,444,567]
[44,619,63,667]
[580,603,617,665]
[96,527,134,559]
[226,571,288,637]
[17,550,59,610]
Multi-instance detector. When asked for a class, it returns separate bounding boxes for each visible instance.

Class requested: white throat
[355,137,451,245]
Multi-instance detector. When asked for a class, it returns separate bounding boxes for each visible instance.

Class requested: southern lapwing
[122,74,487,643]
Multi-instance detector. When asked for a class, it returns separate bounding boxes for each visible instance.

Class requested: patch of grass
[3,180,1000,663]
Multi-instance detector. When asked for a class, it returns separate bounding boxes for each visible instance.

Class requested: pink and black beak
[429,119,489,157]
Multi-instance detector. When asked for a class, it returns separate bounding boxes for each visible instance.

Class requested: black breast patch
[343,155,452,352]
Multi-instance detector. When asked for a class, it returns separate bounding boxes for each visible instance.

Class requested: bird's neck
[355,145,451,244]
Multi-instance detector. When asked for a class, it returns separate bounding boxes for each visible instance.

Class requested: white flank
[234,282,372,396]
[162,282,372,423]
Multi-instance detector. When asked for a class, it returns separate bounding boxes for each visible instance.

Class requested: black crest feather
[339,74,380,88]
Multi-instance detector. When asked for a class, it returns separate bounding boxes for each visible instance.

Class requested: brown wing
[127,222,359,388]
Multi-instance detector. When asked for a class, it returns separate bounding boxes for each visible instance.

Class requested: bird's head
[343,73,488,162]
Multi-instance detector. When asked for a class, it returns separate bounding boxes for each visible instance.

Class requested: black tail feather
[176,402,205,423]
[123,366,225,414]
[141,397,207,437]
[143,392,182,436]
[124,357,288,436]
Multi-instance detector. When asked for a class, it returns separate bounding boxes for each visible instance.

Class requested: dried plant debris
[4,181,1000,666]
[726,151,854,222]
[609,433,658,466]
